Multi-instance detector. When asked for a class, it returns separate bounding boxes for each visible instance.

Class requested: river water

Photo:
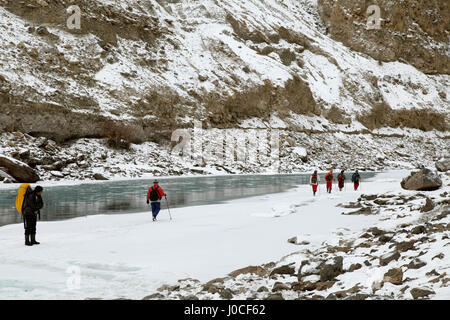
[0,172,376,227]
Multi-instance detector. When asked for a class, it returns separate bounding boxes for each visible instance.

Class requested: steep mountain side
[0,0,448,180]
[318,0,449,74]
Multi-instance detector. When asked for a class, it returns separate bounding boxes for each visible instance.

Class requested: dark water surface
[0,172,377,227]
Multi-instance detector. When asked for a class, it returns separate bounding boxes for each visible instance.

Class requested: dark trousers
[23,210,37,236]
[151,202,161,218]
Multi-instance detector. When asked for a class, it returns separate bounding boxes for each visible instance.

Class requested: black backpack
[311,175,317,184]
[149,187,160,202]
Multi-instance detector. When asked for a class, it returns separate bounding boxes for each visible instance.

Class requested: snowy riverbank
[0,170,448,300]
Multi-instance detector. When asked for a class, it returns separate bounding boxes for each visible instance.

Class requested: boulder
[435,158,450,172]
[360,194,378,201]
[142,293,165,300]
[257,286,269,292]
[406,259,426,270]
[291,281,317,291]
[383,268,403,285]
[219,288,233,299]
[379,251,400,266]
[297,259,322,280]
[202,282,223,294]
[93,173,109,180]
[420,198,435,212]
[264,293,284,300]
[410,287,435,300]
[368,227,385,236]
[411,225,426,234]
[292,147,308,162]
[0,168,17,183]
[269,263,296,277]
[0,155,40,182]
[401,169,442,191]
[315,281,337,291]
[229,265,267,278]
[348,263,362,272]
[272,282,290,292]
[319,256,344,282]
[50,171,64,178]
[287,236,297,244]
[343,206,373,215]
[378,234,394,243]
[396,241,416,252]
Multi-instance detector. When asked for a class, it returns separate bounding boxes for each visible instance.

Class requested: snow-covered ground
[0,170,448,300]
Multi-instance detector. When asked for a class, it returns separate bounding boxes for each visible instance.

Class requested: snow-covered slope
[0,0,448,180]
[0,171,448,300]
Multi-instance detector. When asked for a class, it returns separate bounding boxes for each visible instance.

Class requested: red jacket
[147,185,166,201]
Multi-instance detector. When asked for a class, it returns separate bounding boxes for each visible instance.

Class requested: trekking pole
[165,196,172,221]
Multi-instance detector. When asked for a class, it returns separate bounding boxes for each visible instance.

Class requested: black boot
[31,233,40,245]
[25,234,32,246]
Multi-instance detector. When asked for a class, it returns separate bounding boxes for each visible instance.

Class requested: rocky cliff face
[318,0,449,74]
[0,0,448,180]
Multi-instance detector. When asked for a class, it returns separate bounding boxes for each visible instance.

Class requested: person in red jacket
[310,170,320,196]
[324,171,334,193]
[147,180,166,221]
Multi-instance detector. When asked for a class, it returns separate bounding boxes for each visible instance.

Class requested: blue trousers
[151,202,161,218]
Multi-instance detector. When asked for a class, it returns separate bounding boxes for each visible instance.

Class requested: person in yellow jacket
[23,186,44,246]
[324,171,334,193]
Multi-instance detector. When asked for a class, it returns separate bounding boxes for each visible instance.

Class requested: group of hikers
[16,172,361,246]
[16,180,168,246]
[309,169,361,196]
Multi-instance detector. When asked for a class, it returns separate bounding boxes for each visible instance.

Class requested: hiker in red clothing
[337,170,346,191]
[351,170,361,191]
[310,170,320,196]
[324,171,334,193]
[146,179,166,221]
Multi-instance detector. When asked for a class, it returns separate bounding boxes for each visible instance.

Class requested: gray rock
[435,158,450,172]
[257,286,269,292]
[264,293,284,300]
[383,268,403,285]
[36,137,48,148]
[325,293,337,300]
[287,236,297,244]
[269,263,296,277]
[93,173,109,180]
[420,198,435,212]
[348,263,362,272]
[406,259,426,270]
[142,293,165,300]
[368,227,385,236]
[219,288,233,300]
[0,168,17,183]
[410,287,435,300]
[411,225,426,234]
[320,256,344,282]
[396,240,416,252]
[379,251,400,266]
[0,156,40,182]
[179,294,199,300]
[401,169,442,191]
[272,282,290,292]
